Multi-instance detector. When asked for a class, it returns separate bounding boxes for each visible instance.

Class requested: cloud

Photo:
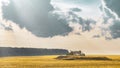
[93,35,100,38]
[53,0,100,5]
[101,0,120,39]
[105,36,112,40]
[4,23,13,31]
[0,22,13,31]
[104,8,116,19]
[104,0,120,17]
[4,26,13,31]
[75,32,81,35]
[110,20,120,39]
[2,0,72,37]
[52,2,97,34]
[2,0,119,39]
[67,11,96,32]
[70,8,81,12]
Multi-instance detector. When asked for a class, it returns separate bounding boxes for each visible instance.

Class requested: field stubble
[0,55,120,68]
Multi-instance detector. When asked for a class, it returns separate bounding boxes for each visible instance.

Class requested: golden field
[0,55,120,68]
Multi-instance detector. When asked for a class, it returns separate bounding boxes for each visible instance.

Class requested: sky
[0,0,120,54]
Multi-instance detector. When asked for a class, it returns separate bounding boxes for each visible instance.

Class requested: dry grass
[0,55,120,68]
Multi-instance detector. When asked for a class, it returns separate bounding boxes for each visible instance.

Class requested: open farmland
[0,55,120,68]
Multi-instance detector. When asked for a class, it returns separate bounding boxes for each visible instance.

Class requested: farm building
[67,50,85,56]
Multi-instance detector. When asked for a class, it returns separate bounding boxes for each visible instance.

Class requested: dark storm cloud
[68,11,96,32]
[2,0,72,37]
[104,0,120,17]
[109,20,120,39]
[102,8,115,24]
[103,0,120,39]
[80,19,96,32]
[104,8,116,19]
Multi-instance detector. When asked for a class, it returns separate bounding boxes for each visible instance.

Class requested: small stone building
[67,50,85,56]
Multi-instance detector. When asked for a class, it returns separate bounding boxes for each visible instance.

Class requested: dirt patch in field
[56,56,112,60]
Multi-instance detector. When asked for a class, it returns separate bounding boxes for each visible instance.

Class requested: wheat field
[0,55,120,68]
